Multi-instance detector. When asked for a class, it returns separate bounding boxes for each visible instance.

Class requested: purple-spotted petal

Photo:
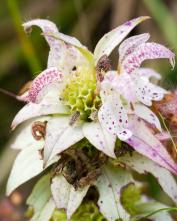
[98,94,132,141]
[122,43,175,74]
[127,116,177,175]
[119,33,150,64]
[94,16,150,63]
[134,104,162,131]
[23,19,89,73]
[134,75,167,106]
[28,67,63,103]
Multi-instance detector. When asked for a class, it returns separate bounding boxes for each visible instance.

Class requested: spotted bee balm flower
[7,17,177,221]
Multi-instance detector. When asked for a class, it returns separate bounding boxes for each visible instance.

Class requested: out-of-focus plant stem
[7,0,41,74]
[143,0,177,52]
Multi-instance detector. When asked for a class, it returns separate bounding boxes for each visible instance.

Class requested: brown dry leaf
[152,90,177,160]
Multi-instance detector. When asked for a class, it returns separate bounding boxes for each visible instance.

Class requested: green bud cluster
[61,66,101,120]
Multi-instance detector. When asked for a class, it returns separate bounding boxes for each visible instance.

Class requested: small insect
[96,54,111,83]
[69,111,80,126]
[89,110,98,121]
[115,142,134,157]
[31,121,47,140]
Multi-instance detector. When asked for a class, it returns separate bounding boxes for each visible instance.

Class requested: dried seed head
[31,121,47,140]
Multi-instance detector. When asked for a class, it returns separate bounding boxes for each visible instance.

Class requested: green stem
[143,0,177,52]
[7,0,41,74]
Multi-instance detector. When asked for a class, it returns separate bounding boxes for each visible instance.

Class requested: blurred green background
[0,0,177,220]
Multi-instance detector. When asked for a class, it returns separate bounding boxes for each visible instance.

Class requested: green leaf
[131,202,176,221]
[120,183,141,215]
[27,174,55,221]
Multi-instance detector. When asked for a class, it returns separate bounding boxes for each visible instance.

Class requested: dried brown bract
[31,121,47,140]
[153,91,177,159]
[53,147,108,190]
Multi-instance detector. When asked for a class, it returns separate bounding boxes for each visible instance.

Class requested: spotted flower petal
[94,16,149,63]
[127,116,177,175]
[12,87,69,129]
[28,67,64,103]
[44,116,84,165]
[122,43,175,74]
[83,122,116,158]
[134,75,167,106]
[23,19,90,74]
[119,33,150,64]
[98,93,132,141]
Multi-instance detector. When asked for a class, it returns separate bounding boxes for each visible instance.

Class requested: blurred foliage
[0,0,177,219]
